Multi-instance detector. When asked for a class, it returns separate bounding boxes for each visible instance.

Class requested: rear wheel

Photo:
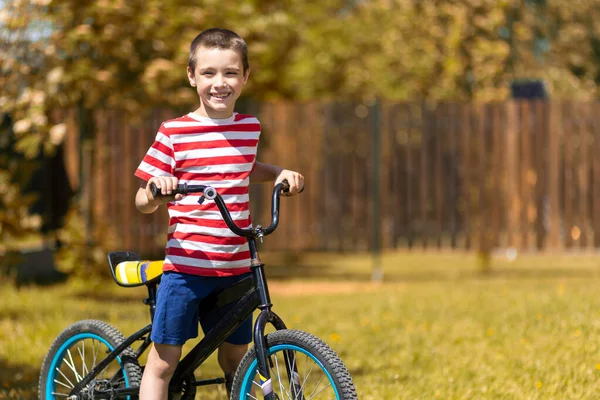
[231,329,357,400]
[38,319,142,399]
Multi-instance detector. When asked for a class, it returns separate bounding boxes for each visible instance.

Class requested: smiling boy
[134,28,304,399]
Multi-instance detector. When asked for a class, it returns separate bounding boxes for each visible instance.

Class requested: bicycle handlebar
[149,180,291,238]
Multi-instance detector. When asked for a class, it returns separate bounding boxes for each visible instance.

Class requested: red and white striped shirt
[135,112,260,277]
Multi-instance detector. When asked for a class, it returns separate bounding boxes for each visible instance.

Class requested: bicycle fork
[250,249,304,400]
[253,309,304,400]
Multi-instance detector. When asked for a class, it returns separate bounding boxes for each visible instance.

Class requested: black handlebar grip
[149,183,160,198]
[281,179,290,193]
[149,182,188,198]
[279,179,305,194]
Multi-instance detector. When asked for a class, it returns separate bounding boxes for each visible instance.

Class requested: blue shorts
[150,271,253,346]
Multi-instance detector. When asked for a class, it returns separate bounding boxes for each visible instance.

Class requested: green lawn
[3,251,600,399]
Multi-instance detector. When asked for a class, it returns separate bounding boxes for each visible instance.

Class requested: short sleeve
[134,123,175,181]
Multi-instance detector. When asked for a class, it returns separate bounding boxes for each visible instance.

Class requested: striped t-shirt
[135,112,260,277]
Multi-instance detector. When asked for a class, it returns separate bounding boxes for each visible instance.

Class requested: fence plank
[406,104,415,248]
[491,103,503,247]
[461,104,472,250]
[420,103,429,248]
[307,102,323,250]
[435,104,444,248]
[448,103,459,248]
[534,101,546,250]
[519,101,532,249]
[476,103,487,252]
[380,102,392,249]
[548,102,561,249]
[505,102,519,248]
[593,102,600,247]
[390,104,408,248]
[579,102,590,248]
[564,102,575,249]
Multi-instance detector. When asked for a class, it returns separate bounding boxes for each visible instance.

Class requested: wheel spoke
[65,349,84,382]
[272,353,288,400]
[77,341,89,377]
[306,375,325,400]
[298,355,318,398]
[51,391,70,397]
[284,352,302,400]
[270,355,293,400]
[92,338,98,370]
[53,377,73,390]
[308,381,333,399]
[55,366,75,388]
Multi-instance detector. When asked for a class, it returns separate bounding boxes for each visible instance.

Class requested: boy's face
[187,46,249,119]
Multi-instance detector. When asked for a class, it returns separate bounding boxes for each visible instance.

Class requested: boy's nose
[215,75,227,87]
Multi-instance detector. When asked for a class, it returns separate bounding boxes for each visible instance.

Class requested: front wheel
[231,329,357,400]
[38,319,142,399]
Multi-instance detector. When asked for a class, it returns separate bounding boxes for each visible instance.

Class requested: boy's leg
[197,273,254,394]
[139,343,182,400]
[142,271,204,399]
[219,342,249,395]
[219,341,249,373]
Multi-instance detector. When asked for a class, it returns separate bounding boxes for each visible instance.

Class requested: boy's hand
[146,176,184,203]
[275,169,304,196]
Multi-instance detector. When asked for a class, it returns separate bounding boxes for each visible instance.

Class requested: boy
[134,28,304,399]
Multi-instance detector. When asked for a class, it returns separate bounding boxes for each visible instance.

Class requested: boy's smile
[187,47,249,119]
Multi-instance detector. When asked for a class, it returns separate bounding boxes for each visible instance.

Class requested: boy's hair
[188,28,249,74]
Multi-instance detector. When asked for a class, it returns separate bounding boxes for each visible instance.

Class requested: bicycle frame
[170,237,289,396]
[71,183,296,399]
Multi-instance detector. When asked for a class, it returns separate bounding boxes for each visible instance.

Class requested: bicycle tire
[38,319,142,400]
[230,329,357,400]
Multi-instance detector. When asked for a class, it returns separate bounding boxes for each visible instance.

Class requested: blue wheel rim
[239,344,341,400]
[45,333,130,399]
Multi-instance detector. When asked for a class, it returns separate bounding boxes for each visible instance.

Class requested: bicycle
[38,180,358,399]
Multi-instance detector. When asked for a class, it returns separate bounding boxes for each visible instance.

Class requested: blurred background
[4,0,600,281]
[4,0,600,398]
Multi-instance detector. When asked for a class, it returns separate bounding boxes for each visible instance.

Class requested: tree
[2,0,600,278]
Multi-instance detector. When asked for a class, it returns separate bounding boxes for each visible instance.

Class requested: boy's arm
[251,162,304,195]
[135,177,183,214]
[250,162,283,182]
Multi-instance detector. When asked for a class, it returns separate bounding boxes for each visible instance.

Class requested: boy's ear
[243,68,250,85]
[187,67,196,87]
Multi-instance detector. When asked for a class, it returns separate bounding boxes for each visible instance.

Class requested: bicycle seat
[107,251,163,287]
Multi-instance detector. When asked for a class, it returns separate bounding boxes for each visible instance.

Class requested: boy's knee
[222,342,248,358]
[147,343,181,378]
[218,342,248,372]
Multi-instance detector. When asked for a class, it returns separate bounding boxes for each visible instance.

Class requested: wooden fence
[60,100,600,256]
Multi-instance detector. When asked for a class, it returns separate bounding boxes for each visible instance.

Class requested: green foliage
[3,0,600,150]
[3,0,600,274]
[0,171,40,243]
[54,207,117,280]
[3,0,600,139]
[0,116,41,249]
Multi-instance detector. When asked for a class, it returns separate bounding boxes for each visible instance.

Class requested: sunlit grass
[3,250,600,398]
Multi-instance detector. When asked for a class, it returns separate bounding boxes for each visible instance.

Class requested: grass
[3,250,600,399]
